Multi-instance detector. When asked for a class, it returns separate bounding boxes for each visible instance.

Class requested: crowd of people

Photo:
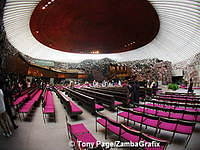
[0,73,41,137]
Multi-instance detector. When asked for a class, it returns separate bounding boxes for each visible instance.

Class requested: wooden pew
[85,87,129,105]
[54,88,83,117]
[75,88,122,110]
[65,88,104,114]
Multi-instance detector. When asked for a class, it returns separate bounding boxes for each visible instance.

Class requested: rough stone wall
[23,55,173,83]
[183,53,200,86]
[124,58,172,84]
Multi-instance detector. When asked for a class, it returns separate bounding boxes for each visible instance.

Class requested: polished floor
[0,89,200,150]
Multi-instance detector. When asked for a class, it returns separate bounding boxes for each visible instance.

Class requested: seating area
[153,95,200,104]
[13,87,38,107]
[96,112,169,150]
[132,103,200,122]
[65,87,104,113]
[117,106,195,146]
[42,90,55,122]
[85,87,129,105]
[65,116,100,149]
[148,97,200,109]
[54,87,83,117]
[74,88,123,110]
[18,89,43,120]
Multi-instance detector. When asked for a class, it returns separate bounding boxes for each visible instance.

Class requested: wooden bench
[42,90,55,123]
[55,88,83,117]
[65,87,104,114]
[85,87,129,105]
[75,88,122,110]
[13,87,38,106]
[19,89,42,120]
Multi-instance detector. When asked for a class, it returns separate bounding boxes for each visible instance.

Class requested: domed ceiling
[30,0,160,54]
[3,0,200,63]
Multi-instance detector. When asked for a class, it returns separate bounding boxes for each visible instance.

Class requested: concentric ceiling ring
[3,0,200,63]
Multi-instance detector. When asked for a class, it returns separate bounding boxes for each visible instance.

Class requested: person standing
[127,80,140,106]
[0,81,12,137]
[3,83,18,129]
[188,78,193,93]
[133,81,140,105]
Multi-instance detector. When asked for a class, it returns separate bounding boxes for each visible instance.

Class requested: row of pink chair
[65,87,104,114]
[158,93,200,100]
[13,87,38,106]
[153,96,200,104]
[146,102,200,112]
[12,87,33,99]
[96,112,168,150]
[144,99,200,111]
[133,103,200,122]
[117,107,195,146]
[19,90,43,119]
[55,89,83,117]
[66,116,100,150]
[42,90,55,122]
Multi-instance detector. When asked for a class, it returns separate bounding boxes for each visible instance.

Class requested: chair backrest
[107,118,121,128]
[143,113,159,121]
[117,106,129,112]
[120,124,141,138]
[178,119,196,128]
[159,117,178,125]
[130,109,143,117]
[141,133,168,149]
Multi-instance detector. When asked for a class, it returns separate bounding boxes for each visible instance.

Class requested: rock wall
[183,53,200,86]
[124,58,172,84]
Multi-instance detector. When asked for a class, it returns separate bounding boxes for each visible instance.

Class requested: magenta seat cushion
[70,102,82,113]
[95,104,104,110]
[143,118,158,127]
[129,114,143,123]
[196,116,200,122]
[76,133,97,144]
[70,123,89,135]
[133,107,144,112]
[97,118,107,127]
[176,124,193,134]
[121,132,140,142]
[13,94,28,105]
[175,107,185,111]
[182,114,195,121]
[158,122,176,131]
[157,111,169,117]
[170,113,183,119]
[118,112,128,118]
[114,101,122,106]
[19,102,34,112]
[145,109,157,115]
[107,124,121,135]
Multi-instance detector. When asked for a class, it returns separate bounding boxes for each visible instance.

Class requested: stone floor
[0,89,200,150]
